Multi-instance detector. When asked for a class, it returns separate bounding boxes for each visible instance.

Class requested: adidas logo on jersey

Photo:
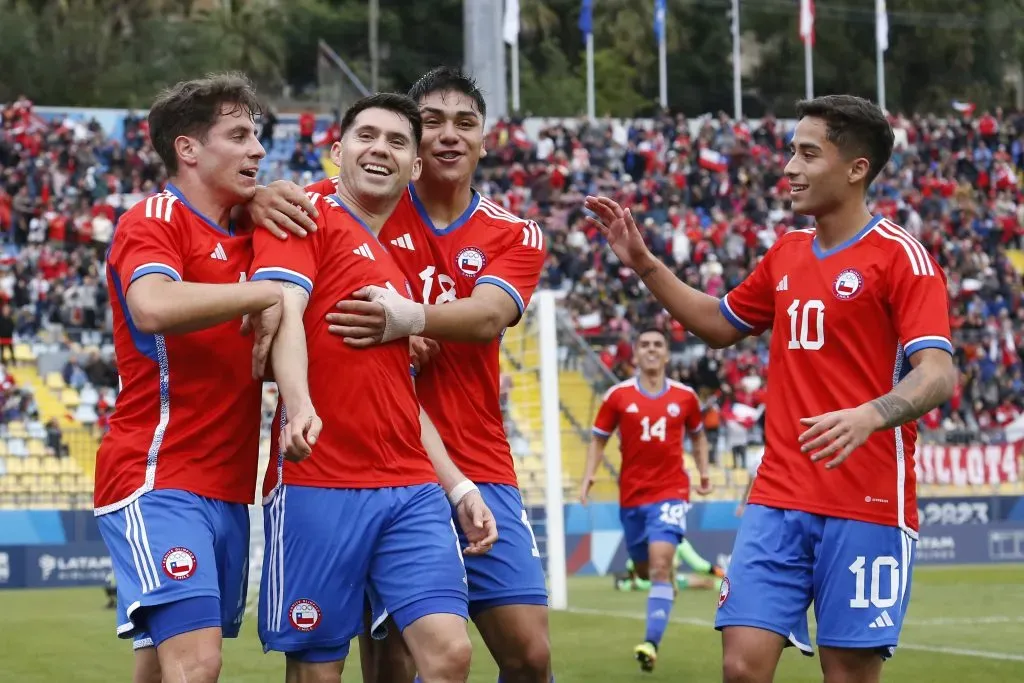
[390,233,415,251]
[353,243,375,260]
[625,403,639,413]
[868,611,895,629]
[776,275,788,292]
[210,243,227,261]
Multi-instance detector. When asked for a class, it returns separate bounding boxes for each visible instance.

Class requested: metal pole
[586,33,595,120]
[658,37,667,109]
[732,0,742,120]
[369,0,379,92]
[511,41,520,112]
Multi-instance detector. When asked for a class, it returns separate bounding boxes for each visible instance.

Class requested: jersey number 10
[848,555,900,609]
[786,299,825,351]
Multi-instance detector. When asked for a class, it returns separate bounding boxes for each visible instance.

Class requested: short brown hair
[148,72,262,175]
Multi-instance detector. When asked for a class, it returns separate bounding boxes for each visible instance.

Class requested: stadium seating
[2,98,1023,509]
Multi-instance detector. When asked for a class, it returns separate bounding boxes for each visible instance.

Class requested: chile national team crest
[717,576,731,608]
[162,547,197,580]
[455,247,486,278]
[667,403,680,417]
[289,599,322,632]
[833,268,865,300]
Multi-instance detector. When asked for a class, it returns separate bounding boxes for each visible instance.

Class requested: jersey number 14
[640,416,667,442]
[786,299,825,351]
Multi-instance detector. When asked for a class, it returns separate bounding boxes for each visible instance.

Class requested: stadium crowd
[2,96,1023,452]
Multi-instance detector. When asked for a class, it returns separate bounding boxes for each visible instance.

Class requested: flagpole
[731,0,741,120]
[876,40,884,112]
[875,0,887,111]
[804,38,813,100]
[586,32,595,121]
[511,41,520,112]
[658,36,667,109]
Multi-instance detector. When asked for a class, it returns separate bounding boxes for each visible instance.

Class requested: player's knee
[647,562,672,584]
[417,633,472,681]
[722,650,768,683]
[497,634,551,681]
[167,644,222,683]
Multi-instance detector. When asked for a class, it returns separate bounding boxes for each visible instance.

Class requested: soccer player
[584,95,957,683]
[95,73,283,683]
[581,327,712,672]
[251,68,553,683]
[251,92,495,683]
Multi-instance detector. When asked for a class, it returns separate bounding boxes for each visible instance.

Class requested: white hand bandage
[362,285,426,343]
[447,479,479,507]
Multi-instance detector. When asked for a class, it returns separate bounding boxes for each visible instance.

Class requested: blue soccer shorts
[455,484,549,615]
[259,483,469,661]
[96,489,251,647]
[620,498,688,563]
[715,504,917,658]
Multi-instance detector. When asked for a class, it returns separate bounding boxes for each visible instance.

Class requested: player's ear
[174,135,199,168]
[848,156,871,186]
[410,156,422,183]
[329,141,343,168]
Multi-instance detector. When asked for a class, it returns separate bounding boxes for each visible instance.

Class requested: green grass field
[1,566,1022,681]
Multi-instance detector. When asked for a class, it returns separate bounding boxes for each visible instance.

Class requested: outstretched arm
[584,196,747,349]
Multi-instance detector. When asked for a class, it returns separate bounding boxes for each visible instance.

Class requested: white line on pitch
[565,607,1024,662]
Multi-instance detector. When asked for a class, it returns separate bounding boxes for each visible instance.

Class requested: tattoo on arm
[637,265,657,279]
[869,363,951,430]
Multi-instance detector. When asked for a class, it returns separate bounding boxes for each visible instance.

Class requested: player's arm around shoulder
[418,405,498,554]
[238,180,322,239]
[114,208,282,336]
[324,228,536,346]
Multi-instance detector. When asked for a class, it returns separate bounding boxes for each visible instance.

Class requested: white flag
[876,0,889,53]
[503,0,520,46]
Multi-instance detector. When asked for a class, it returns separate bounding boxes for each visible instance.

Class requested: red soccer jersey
[719,217,953,534]
[381,187,546,487]
[592,378,703,507]
[304,179,546,488]
[250,191,436,497]
[95,186,263,513]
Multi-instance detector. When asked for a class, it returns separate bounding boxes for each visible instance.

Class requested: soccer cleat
[710,564,726,578]
[634,641,657,672]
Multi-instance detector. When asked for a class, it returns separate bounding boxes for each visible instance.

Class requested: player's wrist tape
[448,480,479,507]
[362,285,426,343]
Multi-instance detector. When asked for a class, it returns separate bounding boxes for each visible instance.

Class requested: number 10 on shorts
[848,555,900,609]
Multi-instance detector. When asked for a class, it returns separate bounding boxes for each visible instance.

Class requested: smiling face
[784,116,871,218]
[334,107,422,206]
[635,330,669,374]
[180,103,265,203]
[416,89,485,187]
